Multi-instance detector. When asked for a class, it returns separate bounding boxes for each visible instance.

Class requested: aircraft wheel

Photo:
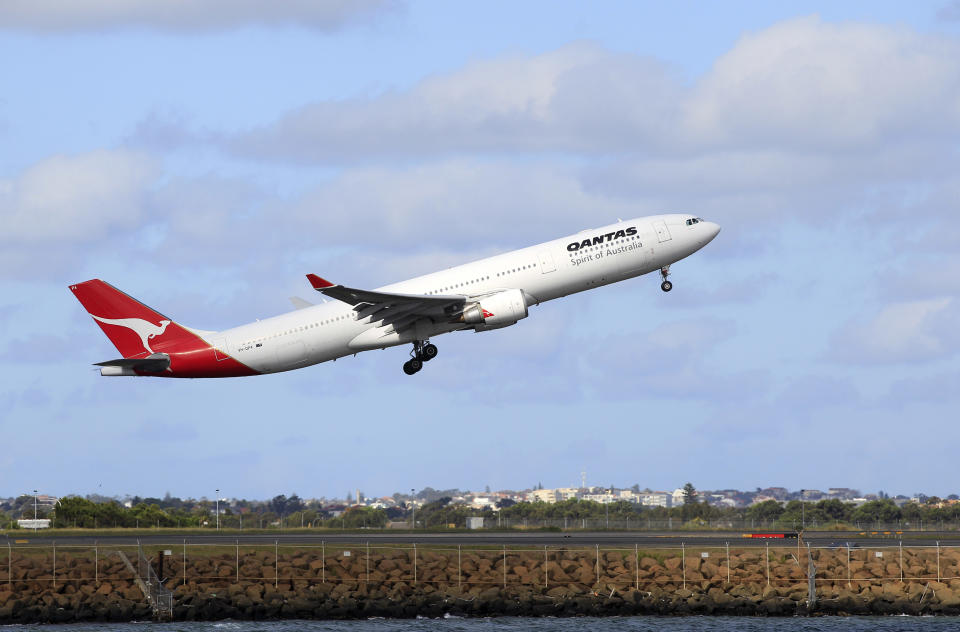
[422,343,438,361]
[661,280,673,292]
[402,360,417,375]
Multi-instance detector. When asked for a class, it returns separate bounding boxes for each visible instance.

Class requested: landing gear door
[538,251,556,273]
[654,221,672,243]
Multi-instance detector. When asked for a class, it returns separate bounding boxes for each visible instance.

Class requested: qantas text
[566,226,637,251]
[570,240,644,267]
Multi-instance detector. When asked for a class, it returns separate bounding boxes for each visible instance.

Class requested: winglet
[306,274,335,289]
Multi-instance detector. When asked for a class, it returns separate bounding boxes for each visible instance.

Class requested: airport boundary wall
[4,542,960,620]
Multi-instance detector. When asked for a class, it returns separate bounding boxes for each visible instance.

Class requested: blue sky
[1,1,959,501]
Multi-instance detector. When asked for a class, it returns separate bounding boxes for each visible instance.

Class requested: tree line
[4,492,960,530]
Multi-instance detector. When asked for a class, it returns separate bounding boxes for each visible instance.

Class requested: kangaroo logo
[91,315,172,355]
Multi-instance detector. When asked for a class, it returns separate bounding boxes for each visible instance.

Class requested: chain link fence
[4,541,960,592]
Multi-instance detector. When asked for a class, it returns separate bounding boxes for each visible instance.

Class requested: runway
[5,530,959,548]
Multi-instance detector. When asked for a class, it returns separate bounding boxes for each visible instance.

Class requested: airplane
[70,214,720,378]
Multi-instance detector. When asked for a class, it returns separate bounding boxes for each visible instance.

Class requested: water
[2,618,959,632]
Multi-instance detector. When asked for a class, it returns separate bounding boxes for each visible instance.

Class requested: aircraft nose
[705,221,721,242]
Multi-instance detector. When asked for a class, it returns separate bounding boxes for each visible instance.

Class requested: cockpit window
[686,217,706,225]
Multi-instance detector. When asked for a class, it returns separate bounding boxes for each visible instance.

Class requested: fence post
[544,545,548,589]
[322,541,325,583]
[236,539,240,583]
[458,544,462,591]
[413,544,417,585]
[502,546,506,588]
[7,541,11,586]
[183,539,187,586]
[274,540,278,589]
[597,544,600,585]
[682,543,686,591]
[366,542,370,584]
[937,542,941,583]
[899,540,903,582]
[846,544,851,588]
[765,542,770,587]
[635,543,639,590]
[95,542,98,585]
[52,541,56,589]
[726,542,730,584]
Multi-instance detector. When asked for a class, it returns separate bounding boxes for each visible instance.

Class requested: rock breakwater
[2,544,960,622]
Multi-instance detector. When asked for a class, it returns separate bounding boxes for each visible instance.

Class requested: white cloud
[683,16,960,150]
[0,149,158,245]
[280,159,641,249]
[226,18,960,162]
[227,42,679,162]
[211,17,960,249]
[0,0,397,32]
[835,298,959,363]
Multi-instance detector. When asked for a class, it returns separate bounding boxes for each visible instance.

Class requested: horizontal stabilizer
[289,296,314,310]
[94,353,170,372]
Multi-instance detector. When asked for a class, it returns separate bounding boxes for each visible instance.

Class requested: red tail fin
[69,279,196,358]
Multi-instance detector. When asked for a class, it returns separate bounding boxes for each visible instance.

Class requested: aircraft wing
[306,274,465,329]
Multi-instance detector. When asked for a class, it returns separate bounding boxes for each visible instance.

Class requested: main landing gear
[402,341,438,375]
[660,265,673,292]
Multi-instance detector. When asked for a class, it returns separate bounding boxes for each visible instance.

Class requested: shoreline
[2,582,960,622]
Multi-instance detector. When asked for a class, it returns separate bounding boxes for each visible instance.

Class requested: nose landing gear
[402,341,438,375]
[660,265,673,292]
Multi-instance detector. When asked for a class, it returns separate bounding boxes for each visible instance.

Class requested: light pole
[215,489,220,531]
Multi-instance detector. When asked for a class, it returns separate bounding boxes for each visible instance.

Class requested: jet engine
[457,288,529,331]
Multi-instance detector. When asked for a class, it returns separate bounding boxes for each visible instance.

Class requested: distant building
[761,487,789,500]
[639,492,670,508]
[18,519,50,529]
[672,489,686,506]
[556,487,580,501]
[582,492,616,504]
[530,489,557,503]
[828,488,860,499]
[708,494,737,508]
[470,496,496,509]
[617,490,640,503]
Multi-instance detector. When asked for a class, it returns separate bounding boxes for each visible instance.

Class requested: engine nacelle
[458,288,529,331]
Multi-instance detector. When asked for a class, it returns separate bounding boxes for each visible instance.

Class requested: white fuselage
[212,214,719,374]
